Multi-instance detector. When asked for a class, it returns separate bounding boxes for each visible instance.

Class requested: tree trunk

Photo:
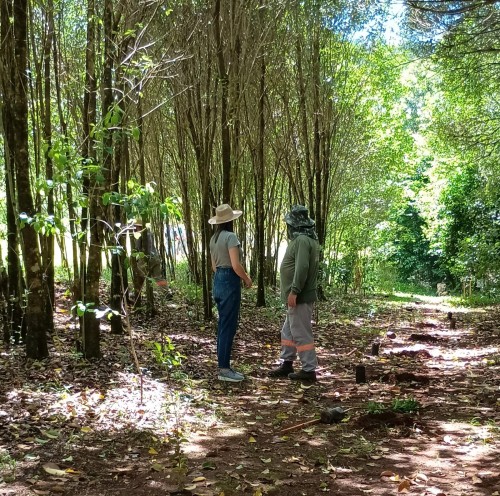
[255,52,266,307]
[81,0,100,358]
[0,2,25,344]
[11,0,51,358]
[213,0,231,203]
[103,0,124,335]
[41,0,55,315]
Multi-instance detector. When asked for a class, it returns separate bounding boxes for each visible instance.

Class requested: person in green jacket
[268,205,320,381]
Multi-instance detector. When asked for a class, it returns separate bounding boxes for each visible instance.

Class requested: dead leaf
[398,479,411,492]
[42,463,68,477]
[426,487,447,495]
[65,468,80,475]
[381,470,396,477]
[415,472,428,482]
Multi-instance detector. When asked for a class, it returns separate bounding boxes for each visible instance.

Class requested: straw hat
[208,204,243,225]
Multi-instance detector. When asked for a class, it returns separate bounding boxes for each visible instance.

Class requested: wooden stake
[280,418,321,434]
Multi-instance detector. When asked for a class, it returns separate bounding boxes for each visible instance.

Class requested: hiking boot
[288,369,317,381]
[218,368,245,382]
[268,361,294,378]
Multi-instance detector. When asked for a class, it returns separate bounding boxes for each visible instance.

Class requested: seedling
[391,397,420,413]
[148,337,185,378]
[366,401,386,414]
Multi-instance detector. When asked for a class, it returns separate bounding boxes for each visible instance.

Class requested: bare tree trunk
[51,3,79,300]
[102,0,124,335]
[255,52,266,307]
[0,2,25,344]
[136,84,156,316]
[10,0,51,358]
[42,0,55,314]
[81,0,101,358]
[213,0,231,203]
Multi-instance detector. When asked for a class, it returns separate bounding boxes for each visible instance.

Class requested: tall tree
[1,0,52,358]
[80,0,101,358]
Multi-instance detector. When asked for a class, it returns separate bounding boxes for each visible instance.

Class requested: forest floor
[0,287,499,496]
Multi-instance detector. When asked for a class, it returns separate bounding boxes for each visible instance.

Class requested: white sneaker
[218,368,245,382]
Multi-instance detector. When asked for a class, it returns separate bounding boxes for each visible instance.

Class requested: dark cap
[284,205,315,228]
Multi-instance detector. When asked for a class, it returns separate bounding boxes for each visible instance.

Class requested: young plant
[391,397,420,413]
[148,337,185,378]
[365,401,386,414]
[0,451,17,482]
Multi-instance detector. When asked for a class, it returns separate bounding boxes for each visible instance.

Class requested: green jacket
[280,234,319,304]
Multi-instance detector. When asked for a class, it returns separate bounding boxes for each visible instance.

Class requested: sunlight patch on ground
[212,426,247,438]
[27,372,181,433]
[392,292,482,314]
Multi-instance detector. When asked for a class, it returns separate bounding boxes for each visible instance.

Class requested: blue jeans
[213,268,241,368]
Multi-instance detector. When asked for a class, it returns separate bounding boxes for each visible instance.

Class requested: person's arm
[211,256,216,272]
[288,237,310,307]
[229,247,252,288]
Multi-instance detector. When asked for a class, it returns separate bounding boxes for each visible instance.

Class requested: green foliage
[455,293,500,307]
[365,397,420,414]
[389,202,440,285]
[18,212,64,236]
[439,164,500,289]
[0,450,17,482]
[169,262,202,306]
[148,338,185,376]
[102,180,182,229]
[72,301,119,320]
[391,397,420,413]
[365,401,385,414]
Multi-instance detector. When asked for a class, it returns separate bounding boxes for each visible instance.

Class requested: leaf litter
[0,290,498,495]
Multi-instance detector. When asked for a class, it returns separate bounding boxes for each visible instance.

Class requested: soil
[0,290,499,496]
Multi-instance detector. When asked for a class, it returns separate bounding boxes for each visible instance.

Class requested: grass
[365,397,421,414]
[366,401,386,414]
[375,280,436,297]
[455,293,500,307]
[391,397,420,413]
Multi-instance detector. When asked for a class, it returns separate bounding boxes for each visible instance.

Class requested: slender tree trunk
[255,53,266,307]
[102,0,123,334]
[81,0,100,358]
[11,0,51,358]
[0,3,25,344]
[213,0,231,202]
[136,84,156,316]
[42,0,55,314]
[52,5,79,299]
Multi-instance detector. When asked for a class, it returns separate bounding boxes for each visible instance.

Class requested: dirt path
[0,293,498,495]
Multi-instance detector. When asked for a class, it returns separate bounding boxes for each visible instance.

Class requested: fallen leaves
[42,462,77,477]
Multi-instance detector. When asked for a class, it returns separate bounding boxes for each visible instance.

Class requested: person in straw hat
[268,205,319,382]
[209,204,252,382]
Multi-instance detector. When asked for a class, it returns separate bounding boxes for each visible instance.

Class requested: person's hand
[287,293,297,307]
[244,277,252,288]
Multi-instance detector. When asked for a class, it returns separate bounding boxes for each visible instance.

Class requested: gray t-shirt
[210,231,241,268]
